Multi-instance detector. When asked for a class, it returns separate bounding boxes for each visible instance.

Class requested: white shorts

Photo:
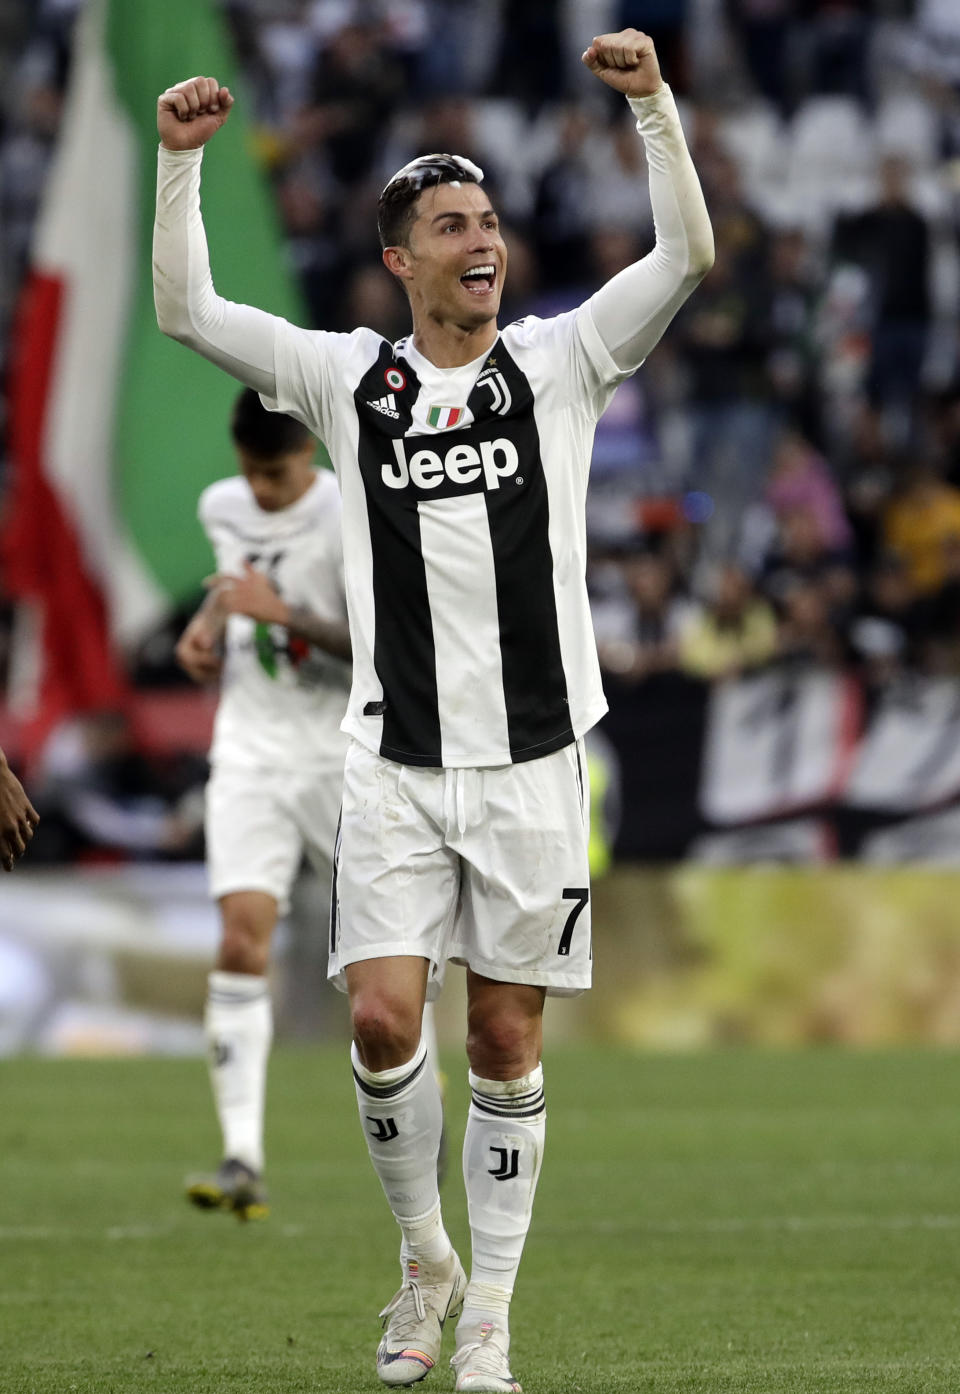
[328,739,592,998]
[205,761,343,915]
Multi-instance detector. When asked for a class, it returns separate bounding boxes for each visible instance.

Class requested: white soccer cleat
[451,1320,522,1393]
[376,1250,467,1386]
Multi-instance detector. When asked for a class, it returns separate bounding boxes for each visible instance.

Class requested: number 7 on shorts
[558,888,589,957]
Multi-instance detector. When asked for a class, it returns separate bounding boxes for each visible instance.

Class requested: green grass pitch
[3,1045,960,1392]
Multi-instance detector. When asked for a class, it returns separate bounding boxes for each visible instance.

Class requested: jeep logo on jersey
[381,435,520,492]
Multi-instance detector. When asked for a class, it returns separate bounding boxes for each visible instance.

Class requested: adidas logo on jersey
[367,393,400,419]
[381,435,520,492]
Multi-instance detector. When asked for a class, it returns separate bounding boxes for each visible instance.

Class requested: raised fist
[581,30,662,98]
[157,76,234,151]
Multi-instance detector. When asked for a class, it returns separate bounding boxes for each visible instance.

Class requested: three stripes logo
[367,392,400,419]
[488,1146,519,1181]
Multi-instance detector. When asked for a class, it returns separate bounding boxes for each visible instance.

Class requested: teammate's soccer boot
[185,1158,269,1221]
[451,1320,522,1393]
[376,1250,467,1386]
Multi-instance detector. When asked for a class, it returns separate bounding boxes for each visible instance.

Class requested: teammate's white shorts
[205,761,343,915]
[328,738,592,998]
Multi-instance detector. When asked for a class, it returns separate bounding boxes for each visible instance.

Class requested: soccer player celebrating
[155,27,712,1390]
[176,388,351,1219]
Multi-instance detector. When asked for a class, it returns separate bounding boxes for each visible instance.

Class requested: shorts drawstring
[444,767,470,838]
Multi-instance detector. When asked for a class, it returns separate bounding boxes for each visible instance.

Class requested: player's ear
[383,245,412,283]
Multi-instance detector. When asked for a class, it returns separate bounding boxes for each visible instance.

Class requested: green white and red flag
[3,0,303,755]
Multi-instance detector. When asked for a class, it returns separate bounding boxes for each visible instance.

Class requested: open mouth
[460,264,496,296]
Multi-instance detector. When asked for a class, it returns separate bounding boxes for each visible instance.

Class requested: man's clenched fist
[581,29,662,98]
[157,76,234,151]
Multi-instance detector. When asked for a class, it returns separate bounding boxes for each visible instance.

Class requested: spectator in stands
[488,0,565,114]
[916,531,960,671]
[776,575,848,669]
[765,428,853,553]
[677,561,778,679]
[839,402,897,571]
[763,229,823,439]
[759,504,855,612]
[726,0,798,113]
[831,155,934,429]
[596,547,692,683]
[305,18,405,187]
[847,549,924,683]
[882,459,960,594]
[673,226,778,556]
[531,105,594,290]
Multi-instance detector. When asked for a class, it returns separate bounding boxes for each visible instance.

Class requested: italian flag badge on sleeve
[427,405,464,430]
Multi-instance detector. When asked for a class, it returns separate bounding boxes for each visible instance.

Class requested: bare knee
[351,992,422,1071]
[466,1005,541,1080]
[217,894,275,976]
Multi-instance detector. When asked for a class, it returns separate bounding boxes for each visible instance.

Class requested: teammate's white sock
[204,970,273,1173]
[352,1036,452,1265]
[459,1065,546,1333]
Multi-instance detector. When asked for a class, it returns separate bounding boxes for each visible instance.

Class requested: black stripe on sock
[353,1051,427,1100]
[470,1090,545,1120]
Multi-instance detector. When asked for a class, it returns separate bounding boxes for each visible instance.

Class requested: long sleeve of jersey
[154,145,280,396]
[585,83,714,373]
[154,82,711,393]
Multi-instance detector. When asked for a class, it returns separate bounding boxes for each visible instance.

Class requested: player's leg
[420,998,448,1184]
[191,889,276,1215]
[331,741,464,1385]
[191,766,300,1218]
[451,976,544,1394]
[349,955,465,1387]
[447,744,592,1391]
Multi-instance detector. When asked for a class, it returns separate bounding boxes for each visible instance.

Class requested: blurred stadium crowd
[3,0,960,863]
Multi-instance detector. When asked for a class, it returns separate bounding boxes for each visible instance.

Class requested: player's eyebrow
[430,207,497,225]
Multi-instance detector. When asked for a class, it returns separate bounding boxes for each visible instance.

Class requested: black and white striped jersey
[155,83,714,770]
[264,305,625,768]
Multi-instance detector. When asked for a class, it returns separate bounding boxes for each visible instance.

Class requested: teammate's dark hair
[377,155,482,250]
[230,388,311,459]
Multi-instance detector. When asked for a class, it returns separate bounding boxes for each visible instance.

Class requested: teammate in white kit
[154,28,712,1388]
[176,388,351,1218]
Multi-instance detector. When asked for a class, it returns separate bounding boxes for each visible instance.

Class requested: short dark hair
[230,388,312,459]
[377,153,483,249]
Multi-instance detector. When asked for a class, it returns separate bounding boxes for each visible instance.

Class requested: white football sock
[352,1036,452,1265]
[459,1065,546,1334]
[203,970,272,1173]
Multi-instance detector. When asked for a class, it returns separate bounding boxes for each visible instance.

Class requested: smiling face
[383,181,507,336]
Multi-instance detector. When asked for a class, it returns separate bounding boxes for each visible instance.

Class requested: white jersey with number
[263,314,623,768]
[200,470,350,773]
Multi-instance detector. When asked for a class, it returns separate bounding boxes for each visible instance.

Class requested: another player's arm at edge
[0,751,38,872]
[580,30,715,371]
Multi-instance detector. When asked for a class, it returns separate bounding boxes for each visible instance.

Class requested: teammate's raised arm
[581,29,714,373]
